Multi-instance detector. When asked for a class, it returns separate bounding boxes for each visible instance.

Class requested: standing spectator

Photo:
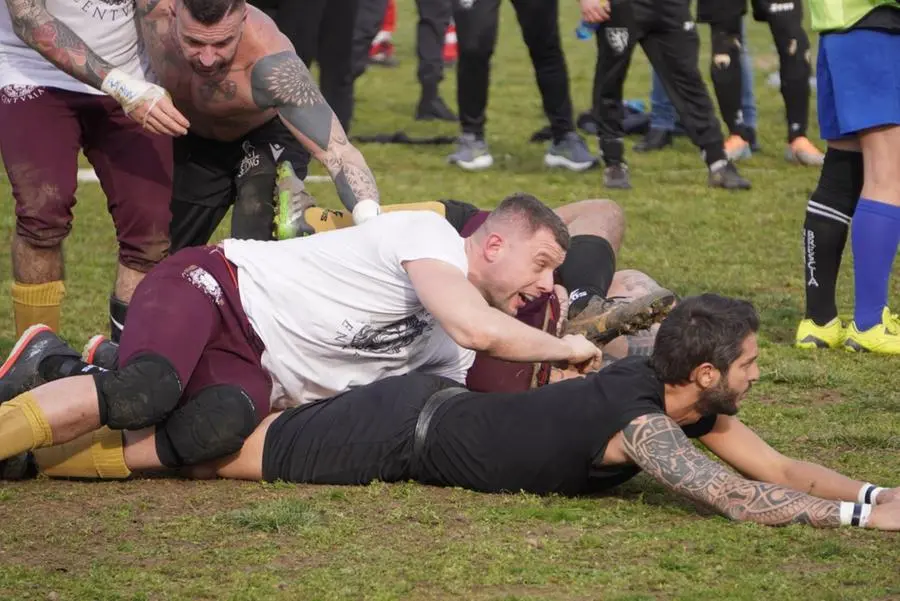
[447,0,596,172]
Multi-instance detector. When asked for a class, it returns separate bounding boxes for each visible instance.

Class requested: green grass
[2,2,900,599]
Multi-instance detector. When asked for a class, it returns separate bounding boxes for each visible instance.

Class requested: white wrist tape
[101,68,163,114]
[351,199,381,224]
[840,501,871,527]
[858,483,887,505]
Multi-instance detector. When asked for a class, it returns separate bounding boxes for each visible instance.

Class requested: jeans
[649,19,756,132]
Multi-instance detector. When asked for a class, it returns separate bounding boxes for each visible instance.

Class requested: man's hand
[101,69,189,136]
[580,0,611,23]
[874,487,900,505]
[867,499,900,530]
[561,334,603,371]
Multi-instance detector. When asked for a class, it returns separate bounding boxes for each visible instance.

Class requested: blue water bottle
[575,20,600,40]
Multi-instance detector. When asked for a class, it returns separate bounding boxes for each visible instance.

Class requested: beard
[695,379,747,417]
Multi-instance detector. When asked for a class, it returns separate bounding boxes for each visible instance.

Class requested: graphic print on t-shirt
[337,310,435,356]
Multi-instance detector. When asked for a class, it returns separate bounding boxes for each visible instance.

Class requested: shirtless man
[133,0,381,248]
[8,295,900,534]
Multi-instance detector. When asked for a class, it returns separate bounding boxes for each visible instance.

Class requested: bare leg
[603,269,667,360]
[19,375,100,445]
[554,198,625,252]
[113,263,145,304]
[12,235,63,283]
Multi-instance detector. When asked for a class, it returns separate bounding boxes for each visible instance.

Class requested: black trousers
[699,0,810,142]
[252,0,359,132]
[453,0,575,141]
[593,0,725,166]
[352,0,453,94]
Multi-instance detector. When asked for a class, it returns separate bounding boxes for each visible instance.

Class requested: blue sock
[851,198,900,330]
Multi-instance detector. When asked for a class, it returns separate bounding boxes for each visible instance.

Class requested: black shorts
[438,199,483,233]
[262,373,612,496]
[170,118,311,251]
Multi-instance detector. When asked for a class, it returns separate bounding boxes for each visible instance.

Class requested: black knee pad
[811,149,865,216]
[93,353,182,430]
[154,384,258,468]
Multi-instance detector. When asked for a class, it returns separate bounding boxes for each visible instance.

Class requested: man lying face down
[7,295,900,531]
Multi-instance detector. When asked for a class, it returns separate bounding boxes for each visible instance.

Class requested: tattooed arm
[622,414,845,527]
[251,51,380,221]
[5,0,113,88]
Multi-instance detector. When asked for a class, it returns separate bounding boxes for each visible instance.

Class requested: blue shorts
[817,29,900,140]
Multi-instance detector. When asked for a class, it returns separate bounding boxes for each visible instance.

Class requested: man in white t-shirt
[0,193,603,477]
[0,0,189,344]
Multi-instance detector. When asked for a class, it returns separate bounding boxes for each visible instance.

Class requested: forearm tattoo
[251,51,379,209]
[622,414,841,528]
[6,0,113,87]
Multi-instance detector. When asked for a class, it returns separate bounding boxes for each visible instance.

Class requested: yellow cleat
[843,308,900,354]
[795,317,845,350]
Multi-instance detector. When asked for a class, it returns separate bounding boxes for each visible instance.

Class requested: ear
[689,362,720,390]
[482,232,504,263]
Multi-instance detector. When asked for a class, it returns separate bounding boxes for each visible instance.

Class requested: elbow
[448,320,499,353]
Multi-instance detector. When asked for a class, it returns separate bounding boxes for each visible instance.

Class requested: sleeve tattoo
[6,0,113,88]
[250,51,379,210]
[622,414,842,528]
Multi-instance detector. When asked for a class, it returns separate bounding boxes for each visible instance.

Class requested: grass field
[2,3,900,600]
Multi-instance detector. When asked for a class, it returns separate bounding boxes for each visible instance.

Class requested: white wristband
[351,199,381,224]
[839,501,869,527]
[858,483,886,505]
[101,68,159,114]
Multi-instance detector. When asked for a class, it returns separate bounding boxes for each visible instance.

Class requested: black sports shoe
[708,161,752,190]
[415,95,458,122]
[82,335,120,371]
[603,163,632,189]
[633,128,673,153]
[0,324,80,403]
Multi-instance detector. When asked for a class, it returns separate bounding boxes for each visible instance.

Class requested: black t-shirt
[421,356,718,496]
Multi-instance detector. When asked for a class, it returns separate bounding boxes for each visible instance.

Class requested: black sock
[803,148,864,325]
[557,235,616,314]
[38,355,107,382]
[109,295,128,344]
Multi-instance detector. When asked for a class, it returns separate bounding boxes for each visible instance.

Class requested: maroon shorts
[457,210,561,393]
[117,246,272,419]
[0,86,173,272]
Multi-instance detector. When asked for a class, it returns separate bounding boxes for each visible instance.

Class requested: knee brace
[93,353,182,430]
[154,384,258,468]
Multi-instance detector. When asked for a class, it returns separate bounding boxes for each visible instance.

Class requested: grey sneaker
[447,133,494,171]
[708,161,752,190]
[82,335,120,371]
[0,324,80,403]
[603,163,632,189]
[544,132,598,172]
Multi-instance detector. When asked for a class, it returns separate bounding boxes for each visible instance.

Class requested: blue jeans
[649,19,756,132]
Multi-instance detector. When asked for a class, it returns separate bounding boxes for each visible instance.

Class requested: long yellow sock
[380,201,447,217]
[34,427,131,479]
[11,280,65,337]
[0,392,53,459]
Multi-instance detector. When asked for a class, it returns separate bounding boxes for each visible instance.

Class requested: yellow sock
[304,202,447,234]
[0,392,53,459]
[380,201,447,217]
[11,280,65,337]
[303,207,354,233]
[35,427,131,479]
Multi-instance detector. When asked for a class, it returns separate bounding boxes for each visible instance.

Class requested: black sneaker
[415,96,458,122]
[633,128,673,153]
[0,324,80,403]
[564,289,679,346]
[708,161,752,190]
[82,335,120,371]
[603,163,632,189]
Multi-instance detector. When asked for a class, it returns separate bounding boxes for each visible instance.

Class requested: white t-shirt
[223,211,476,408]
[0,1,149,95]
